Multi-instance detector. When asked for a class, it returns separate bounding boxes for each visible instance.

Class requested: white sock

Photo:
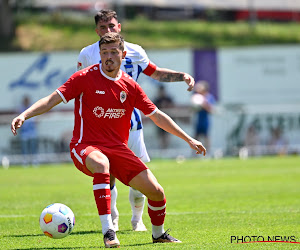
[99,214,114,235]
[110,185,119,219]
[152,225,165,239]
[129,187,145,222]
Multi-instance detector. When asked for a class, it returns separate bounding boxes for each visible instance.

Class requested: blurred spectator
[244,124,260,156]
[268,126,288,155]
[19,96,39,166]
[191,81,216,154]
[153,85,174,149]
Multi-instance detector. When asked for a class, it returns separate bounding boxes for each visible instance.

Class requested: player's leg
[129,169,181,243]
[110,175,119,231]
[129,187,147,231]
[86,151,120,248]
[127,129,149,231]
[70,144,120,248]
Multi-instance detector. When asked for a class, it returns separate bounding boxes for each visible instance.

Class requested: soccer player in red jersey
[11,32,206,248]
[78,9,196,232]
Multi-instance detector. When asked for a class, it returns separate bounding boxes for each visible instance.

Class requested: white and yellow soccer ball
[39,203,75,239]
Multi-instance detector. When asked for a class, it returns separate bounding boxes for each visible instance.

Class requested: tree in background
[0,0,15,49]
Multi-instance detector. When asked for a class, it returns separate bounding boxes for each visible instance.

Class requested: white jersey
[77,41,156,132]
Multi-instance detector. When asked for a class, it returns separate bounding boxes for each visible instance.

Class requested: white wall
[218,45,300,105]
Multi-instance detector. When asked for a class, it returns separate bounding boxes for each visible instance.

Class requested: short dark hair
[99,32,124,51]
[94,9,118,25]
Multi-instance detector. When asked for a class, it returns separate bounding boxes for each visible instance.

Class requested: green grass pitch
[0,156,299,249]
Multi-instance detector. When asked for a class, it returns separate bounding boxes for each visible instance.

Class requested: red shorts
[70,143,148,186]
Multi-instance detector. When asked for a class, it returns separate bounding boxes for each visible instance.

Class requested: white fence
[1,46,300,165]
[1,104,300,166]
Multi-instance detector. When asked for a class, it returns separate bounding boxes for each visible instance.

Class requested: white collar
[99,64,122,81]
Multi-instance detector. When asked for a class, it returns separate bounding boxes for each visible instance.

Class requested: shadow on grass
[5,229,141,238]
[9,248,95,250]
[9,244,153,250]
[122,242,154,247]
[4,230,100,238]
[6,229,153,249]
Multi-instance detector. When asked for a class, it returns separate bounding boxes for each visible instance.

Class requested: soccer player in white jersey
[77,9,195,232]
[11,32,206,248]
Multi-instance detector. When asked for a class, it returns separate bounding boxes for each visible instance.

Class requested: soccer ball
[39,203,75,239]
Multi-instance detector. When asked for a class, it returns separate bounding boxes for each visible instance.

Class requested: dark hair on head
[99,32,124,51]
[94,9,118,25]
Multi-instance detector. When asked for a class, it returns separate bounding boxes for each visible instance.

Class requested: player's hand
[11,115,25,136]
[183,73,195,92]
[188,138,206,156]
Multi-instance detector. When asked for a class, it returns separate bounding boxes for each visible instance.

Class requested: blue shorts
[196,124,209,136]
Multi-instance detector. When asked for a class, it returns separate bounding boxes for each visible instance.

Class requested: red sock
[148,198,166,226]
[93,173,111,215]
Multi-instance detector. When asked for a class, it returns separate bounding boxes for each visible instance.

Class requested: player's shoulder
[124,41,147,56]
[120,71,138,85]
[74,64,100,77]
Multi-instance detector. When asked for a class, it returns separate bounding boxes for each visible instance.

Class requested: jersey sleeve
[135,45,157,76]
[56,72,85,103]
[143,61,157,76]
[77,48,89,71]
[134,82,157,116]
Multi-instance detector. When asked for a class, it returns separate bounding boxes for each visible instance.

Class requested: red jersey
[56,64,157,147]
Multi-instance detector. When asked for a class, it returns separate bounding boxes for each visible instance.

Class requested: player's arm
[149,109,206,155]
[201,100,214,113]
[11,91,63,136]
[137,47,194,91]
[150,67,195,92]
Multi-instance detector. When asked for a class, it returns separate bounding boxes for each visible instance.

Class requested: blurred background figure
[191,81,216,155]
[268,126,288,156]
[19,96,39,166]
[153,85,174,149]
[244,124,260,156]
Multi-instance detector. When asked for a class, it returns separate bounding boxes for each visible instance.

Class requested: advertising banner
[0,52,77,111]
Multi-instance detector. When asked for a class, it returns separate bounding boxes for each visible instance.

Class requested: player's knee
[92,164,109,173]
[148,185,165,201]
[156,186,165,200]
[86,152,110,173]
[95,158,109,173]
